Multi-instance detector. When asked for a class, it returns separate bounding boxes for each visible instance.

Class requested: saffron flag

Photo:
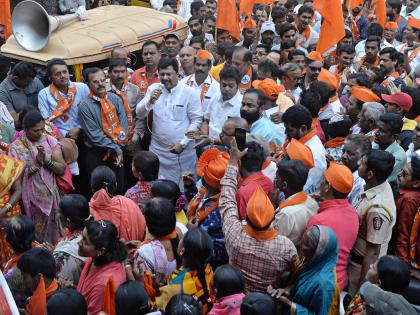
[314,0,345,55]
[240,0,272,17]
[345,0,364,11]
[0,0,12,39]
[373,0,387,27]
[217,0,241,40]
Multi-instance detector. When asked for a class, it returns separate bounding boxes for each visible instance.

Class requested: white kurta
[136,82,203,190]
[181,74,220,112]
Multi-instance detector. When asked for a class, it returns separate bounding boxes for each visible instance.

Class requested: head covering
[384,21,398,30]
[381,92,413,113]
[243,18,257,29]
[408,17,420,29]
[252,78,285,100]
[260,21,276,34]
[246,186,275,228]
[196,148,230,189]
[318,69,339,91]
[164,33,180,40]
[286,138,314,168]
[324,162,354,193]
[306,51,323,63]
[246,134,270,157]
[196,50,212,60]
[351,86,381,103]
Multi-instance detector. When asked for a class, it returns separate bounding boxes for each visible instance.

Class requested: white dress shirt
[181,73,220,112]
[304,134,327,194]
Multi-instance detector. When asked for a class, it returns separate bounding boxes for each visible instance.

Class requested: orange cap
[286,138,314,168]
[196,148,229,189]
[252,78,285,100]
[196,49,212,60]
[246,186,275,228]
[306,51,323,63]
[318,69,339,91]
[351,86,381,103]
[324,162,354,193]
[243,18,257,29]
[384,21,398,30]
[408,17,420,29]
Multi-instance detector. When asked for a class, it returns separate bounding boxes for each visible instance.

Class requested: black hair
[328,117,353,139]
[59,194,90,230]
[151,179,181,206]
[299,89,322,118]
[387,0,403,13]
[182,228,213,304]
[22,110,44,129]
[144,197,181,267]
[282,105,313,130]
[204,14,216,24]
[367,23,383,37]
[370,68,388,85]
[46,58,67,77]
[132,150,159,181]
[213,264,244,299]
[288,48,306,60]
[258,59,279,80]
[188,15,203,24]
[235,46,253,63]
[11,61,36,78]
[298,5,314,16]
[158,57,179,73]
[345,134,372,156]
[377,255,410,293]
[220,66,241,85]
[191,0,205,11]
[285,0,298,10]
[47,289,88,315]
[190,36,205,49]
[85,220,128,266]
[365,149,395,183]
[379,113,403,135]
[339,44,356,55]
[163,0,176,5]
[278,22,296,38]
[310,80,332,104]
[276,159,309,193]
[6,215,35,254]
[348,73,372,88]
[165,294,201,315]
[83,67,103,83]
[240,293,277,315]
[256,44,270,55]
[17,248,56,279]
[241,141,266,172]
[271,6,287,20]
[142,40,160,51]
[90,165,117,196]
[115,281,151,315]
[412,154,420,181]
[217,41,233,58]
[379,47,399,61]
[402,86,420,117]
[281,40,296,50]
[244,88,266,108]
[109,58,127,72]
[365,35,381,48]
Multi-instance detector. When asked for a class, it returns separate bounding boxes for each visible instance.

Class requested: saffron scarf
[324,137,345,148]
[243,224,278,241]
[186,75,211,103]
[27,277,58,315]
[279,128,318,158]
[110,80,134,139]
[279,191,307,210]
[48,84,77,122]
[188,187,220,223]
[90,91,127,144]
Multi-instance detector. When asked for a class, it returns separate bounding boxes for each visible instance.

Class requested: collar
[219,89,242,106]
[5,76,20,91]
[241,171,266,186]
[361,181,389,201]
[318,198,350,212]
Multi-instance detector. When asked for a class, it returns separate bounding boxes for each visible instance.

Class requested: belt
[350,253,364,265]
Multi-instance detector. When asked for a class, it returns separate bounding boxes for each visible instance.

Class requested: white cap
[260,21,276,34]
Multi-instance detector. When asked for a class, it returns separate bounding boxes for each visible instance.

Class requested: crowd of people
[0,0,420,314]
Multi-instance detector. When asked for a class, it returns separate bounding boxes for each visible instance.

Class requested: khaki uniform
[347,181,396,295]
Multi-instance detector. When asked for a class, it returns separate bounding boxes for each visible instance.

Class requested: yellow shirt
[210,63,224,82]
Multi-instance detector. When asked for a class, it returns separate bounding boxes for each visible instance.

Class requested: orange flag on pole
[0,0,12,39]
[240,0,253,18]
[217,0,241,41]
[345,0,364,11]
[372,0,386,27]
[314,0,345,55]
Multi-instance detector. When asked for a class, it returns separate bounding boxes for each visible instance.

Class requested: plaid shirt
[219,165,298,293]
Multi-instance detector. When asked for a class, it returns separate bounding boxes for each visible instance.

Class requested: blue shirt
[38,82,90,135]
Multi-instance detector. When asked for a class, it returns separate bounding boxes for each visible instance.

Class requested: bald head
[111,47,130,65]
[232,47,252,77]
[221,117,248,147]
[179,46,196,70]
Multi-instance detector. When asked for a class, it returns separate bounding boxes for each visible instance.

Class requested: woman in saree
[268,225,340,315]
[0,154,25,267]
[8,110,66,244]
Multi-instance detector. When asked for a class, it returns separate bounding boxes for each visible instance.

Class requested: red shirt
[236,171,273,221]
[307,198,359,291]
[130,66,159,94]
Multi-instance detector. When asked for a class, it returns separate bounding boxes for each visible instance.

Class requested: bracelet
[4,203,12,211]
[45,160,55,168]
[29,167,39,175]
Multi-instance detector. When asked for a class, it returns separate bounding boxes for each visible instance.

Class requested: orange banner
[217,0,241,40]
[0,0,12,39]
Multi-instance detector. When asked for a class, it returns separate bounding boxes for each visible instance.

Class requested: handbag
[56,163,74,194]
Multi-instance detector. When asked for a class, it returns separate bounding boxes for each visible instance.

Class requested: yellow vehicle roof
[0,5,188,65]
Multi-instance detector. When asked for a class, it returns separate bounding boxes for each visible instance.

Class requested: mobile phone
[235,127,247,151]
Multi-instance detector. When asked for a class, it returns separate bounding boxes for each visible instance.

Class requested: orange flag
[345,0,364,11]
[314,0,345,55]
[240,0,253,18]
[102,276,117,315]
[217,0,241,40]
[373,0,386,27]
[0,0,12,39]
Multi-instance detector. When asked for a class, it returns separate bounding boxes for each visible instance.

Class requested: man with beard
[329,44,356,78]
[355,23,393,60]
[185,16,214,46]
[304,51,323,88]
[232,47,257,93]
[359,36,381,69]
[386,0,408,41]
[236,19,258,54]
[259,21,276,50]
[136,58,202,190]
[401,0,420,18]
[379,47,401,86]
[181,50,220,111]
[203,15,216,38]
[349,4,369,42]
[179,46,196,79]
[295,5,319,50]
[131,40,161,96]
[205,0,217,16]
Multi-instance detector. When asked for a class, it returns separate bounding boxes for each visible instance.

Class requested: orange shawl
[110,80,134,139]
[324,137,345,148]
[279,191,308,210]
[49,84,77,122]
[188,187,220,223]
[27,277,58,315]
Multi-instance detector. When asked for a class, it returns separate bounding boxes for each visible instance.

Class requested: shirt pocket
[172,104,186,121]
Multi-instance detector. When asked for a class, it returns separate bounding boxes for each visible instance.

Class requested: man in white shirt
[185,16,214,46]
[181,50,219,112]
[401,0,420,18]
[295,5,319,49]
[355,23,393,60]
[279,62,302,104]
[136,58,202,190]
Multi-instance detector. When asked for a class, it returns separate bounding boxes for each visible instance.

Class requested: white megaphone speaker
[11,0,88,52]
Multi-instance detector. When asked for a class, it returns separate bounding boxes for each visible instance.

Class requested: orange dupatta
[49,84,77,122]
[186,75,211,104]
[103,276,117,315]
[279,191,307,210]
[110,80,134,139]
[361,55,379,67]
[27,277,58,315]
[243,225,278,241]
[90,91,127,144]
[187,188,220,223]
[324,137,345,148]
[278,128,318,159]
